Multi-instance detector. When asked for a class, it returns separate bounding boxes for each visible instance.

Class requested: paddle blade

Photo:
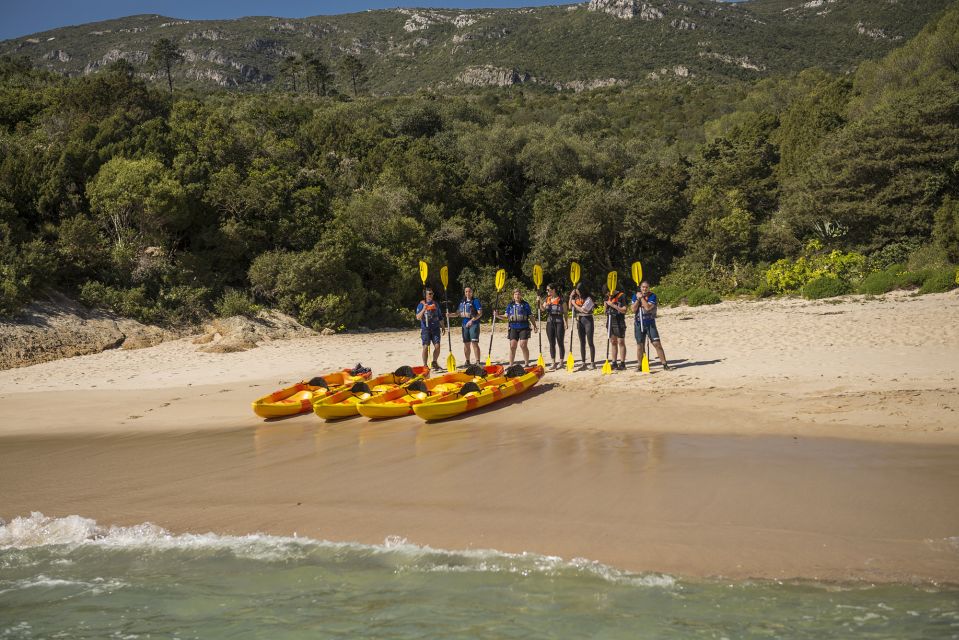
[537,353,545,367]
[419,260,428,284]
[446,352,456,373]
[566,352,575,372]
[441,265,449,290]
[485,353,492,366]
[607,270,617,294]
[602,360,612,375]
[533,264,543,289]
[631,261,643,286]
[495,269,506,291]
[641,353,650,373]
[570,262,580,286]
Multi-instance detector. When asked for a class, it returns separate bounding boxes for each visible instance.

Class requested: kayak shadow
[262,413,314,424]
[420,381,560,424]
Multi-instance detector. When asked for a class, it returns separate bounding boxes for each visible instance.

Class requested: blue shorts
[462,322,480,342]
[421,325,441,345]
[634,320,661,343]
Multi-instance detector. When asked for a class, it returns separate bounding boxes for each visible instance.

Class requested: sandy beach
[2,291,958,584]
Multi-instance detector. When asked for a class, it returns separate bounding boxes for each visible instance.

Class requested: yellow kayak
[251,369,370,418]
[412,365,546,422]
[312,366,430,420]
[357,365,504,419]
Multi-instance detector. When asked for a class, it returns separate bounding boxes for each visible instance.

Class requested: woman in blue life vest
[494,288,538,367]
[415,288,445,372]
[604,286,628,370]
[631,280,670,371]
[538,283,566,371]
[569,286,596,371]
[447,285,483,366]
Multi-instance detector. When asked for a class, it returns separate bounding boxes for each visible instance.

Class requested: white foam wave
[0,574,127,597]
[0,513,676,588]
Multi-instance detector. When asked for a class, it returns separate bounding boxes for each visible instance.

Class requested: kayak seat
[505,364,526,378]
[463,364,487,377]
[350,381,372,395]
[458,382,482,396]
[307,376,330,389]
[393,365,416,378]
[406,379,429,394]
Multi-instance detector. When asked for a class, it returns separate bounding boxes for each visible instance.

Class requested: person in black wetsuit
[538,283,566,371]
[569,286,596,371]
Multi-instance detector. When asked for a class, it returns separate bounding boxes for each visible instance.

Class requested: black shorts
[608,315,626,338]
[508,327,531,341]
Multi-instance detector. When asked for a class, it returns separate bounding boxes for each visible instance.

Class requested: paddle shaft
[442,284,452,352]
[487,290,501,362]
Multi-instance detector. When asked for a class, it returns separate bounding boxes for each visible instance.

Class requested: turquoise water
[1,514,957,639]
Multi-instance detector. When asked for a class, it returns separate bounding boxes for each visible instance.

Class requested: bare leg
[471,342,481,363]
[463,341,471,363]
[652,339,668,368]
[508,339,518,366]
[431,340,441,366]
[519,340,530,366]
[422,344,429,368]
[636,341,646,370]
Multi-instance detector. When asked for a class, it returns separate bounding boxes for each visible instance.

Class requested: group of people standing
[415,283,669,373]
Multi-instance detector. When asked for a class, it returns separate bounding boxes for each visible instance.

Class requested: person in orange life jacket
[537,283,566,371]
[415,288,445,372]
[446,285,483,366]
[631,280,670,371]
[493,289,538,367]
[569,286,596,371]
[604,287,628,370]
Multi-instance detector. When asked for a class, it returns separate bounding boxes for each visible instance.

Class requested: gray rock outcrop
[0,293,172,370]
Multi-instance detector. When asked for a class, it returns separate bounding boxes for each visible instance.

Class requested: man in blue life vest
[415,288,444,372]
[494,289,538,367]
[631,281,670,371]
[447,285,483,366]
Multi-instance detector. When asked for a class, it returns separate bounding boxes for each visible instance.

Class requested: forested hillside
[1,0,953,93]
[1,3,957,329]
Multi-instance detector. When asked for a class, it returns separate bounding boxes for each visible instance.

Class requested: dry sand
[1,291,958,583]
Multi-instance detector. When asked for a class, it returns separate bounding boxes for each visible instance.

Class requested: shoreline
[2,291,958,584]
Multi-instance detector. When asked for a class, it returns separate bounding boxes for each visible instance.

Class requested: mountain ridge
[2,0,954,94]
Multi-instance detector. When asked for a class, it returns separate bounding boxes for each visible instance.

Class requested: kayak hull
[357,366,503,419]
[252,370,368,418]
[412,365,545,421]
[312,366,430,420]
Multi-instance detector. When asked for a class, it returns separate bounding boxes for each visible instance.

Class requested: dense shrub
[918,267,959,294]
[858,269,899,295]
[215,289,260,318]
[802,275,850,299]
[653,285,686,306]
[765,241,866,293]
[686,288,722,306]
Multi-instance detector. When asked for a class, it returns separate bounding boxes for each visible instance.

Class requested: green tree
[150,38,183,94]
[339,55,367,97]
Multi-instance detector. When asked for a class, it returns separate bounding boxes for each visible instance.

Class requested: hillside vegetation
[0,3,957,329]
[1,0,954,93]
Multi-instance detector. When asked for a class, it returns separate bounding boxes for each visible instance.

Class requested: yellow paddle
[419,260,431,365]
[566,261,580,372]
[533,264,544,368]
[602,270,617,375]
[485,268,507,366]
[441,265,456,373]
[631,260,650,374]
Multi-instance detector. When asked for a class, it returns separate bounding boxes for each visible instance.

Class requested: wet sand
[2,416,957,583]
[1,291,958,582]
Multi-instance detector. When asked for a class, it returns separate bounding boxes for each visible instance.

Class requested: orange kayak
[251,369,371,418]
[357,365,503,419]
[312,366,430,420]
[412,365,546,421]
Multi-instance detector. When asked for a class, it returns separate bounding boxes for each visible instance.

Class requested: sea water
[1,513,956,639]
